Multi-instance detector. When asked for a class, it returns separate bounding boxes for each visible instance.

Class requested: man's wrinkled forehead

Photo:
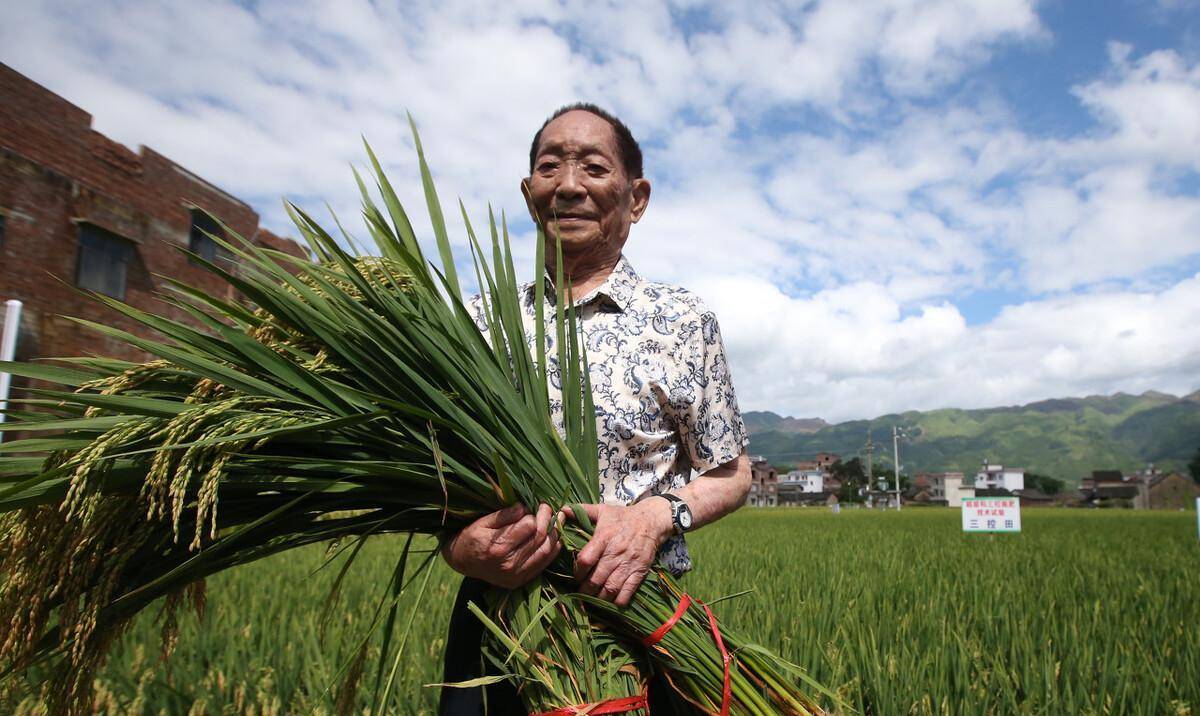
[532,112,620,160]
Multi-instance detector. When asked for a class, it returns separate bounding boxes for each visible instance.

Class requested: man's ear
[520,178,540,226]
[629,178,652,224]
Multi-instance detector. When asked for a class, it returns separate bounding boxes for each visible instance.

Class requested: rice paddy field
[13,508,1200,715]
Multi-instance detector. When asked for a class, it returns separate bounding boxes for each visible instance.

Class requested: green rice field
[13,508,1200,715]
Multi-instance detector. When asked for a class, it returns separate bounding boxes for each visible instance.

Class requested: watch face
[678,505,693,530]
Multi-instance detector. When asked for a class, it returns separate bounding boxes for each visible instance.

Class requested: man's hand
[441,503,561,589]
[565,499,673,607]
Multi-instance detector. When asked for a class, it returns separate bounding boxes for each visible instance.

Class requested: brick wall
[1148,473,1200,510]
[0,62,307,369]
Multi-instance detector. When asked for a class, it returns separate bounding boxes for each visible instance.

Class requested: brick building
[814,451,840,470]
[0,63,306,368]
[747,456,779,507]
[1136,472,1200,510]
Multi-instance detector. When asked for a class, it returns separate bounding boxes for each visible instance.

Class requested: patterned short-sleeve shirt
[470,254,747,574]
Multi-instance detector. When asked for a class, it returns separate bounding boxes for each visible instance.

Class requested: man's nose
[555,163,586,200]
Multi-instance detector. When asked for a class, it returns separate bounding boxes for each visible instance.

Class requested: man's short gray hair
[528,103,644,180]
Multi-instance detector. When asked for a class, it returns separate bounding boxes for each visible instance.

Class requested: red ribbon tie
[640,593,732,716]
[533,690,648,715]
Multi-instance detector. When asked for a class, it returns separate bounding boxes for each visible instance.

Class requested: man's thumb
[562,503,601,525]
[482,503,527,527]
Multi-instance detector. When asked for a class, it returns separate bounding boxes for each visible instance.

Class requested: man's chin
[543,227,599,247]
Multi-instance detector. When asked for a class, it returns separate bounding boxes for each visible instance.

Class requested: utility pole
[892,425,906,511]
[863,428,874,507]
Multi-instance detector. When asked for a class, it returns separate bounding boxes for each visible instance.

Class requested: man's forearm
[642,452,750,536]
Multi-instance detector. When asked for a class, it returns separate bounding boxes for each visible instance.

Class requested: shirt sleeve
[667,308,748,475]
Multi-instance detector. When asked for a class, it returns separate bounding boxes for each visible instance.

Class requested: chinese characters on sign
[961,496,1021,533]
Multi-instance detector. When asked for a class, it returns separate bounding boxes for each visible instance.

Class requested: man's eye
[586,164,608,175]
[537,162,558,173]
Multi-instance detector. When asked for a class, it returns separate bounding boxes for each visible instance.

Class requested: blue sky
[2,0,1199,421]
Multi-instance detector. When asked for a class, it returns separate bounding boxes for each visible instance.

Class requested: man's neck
[550,252,621,298]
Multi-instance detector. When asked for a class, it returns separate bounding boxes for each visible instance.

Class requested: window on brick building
[76,224,135,300]
[189,209,234,268]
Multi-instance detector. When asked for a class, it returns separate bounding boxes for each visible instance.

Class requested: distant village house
[911,471,970,507]
[1082,468,1198,509]
[747,457,779,507]
[975,462,1025,492]
[746,454,841,507]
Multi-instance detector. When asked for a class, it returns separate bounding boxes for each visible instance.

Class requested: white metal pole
[0,299,23,443]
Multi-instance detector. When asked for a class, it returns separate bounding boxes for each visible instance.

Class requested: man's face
[524,110,650,258]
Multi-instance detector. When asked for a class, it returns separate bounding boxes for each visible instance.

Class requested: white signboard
[962,496,1021,533]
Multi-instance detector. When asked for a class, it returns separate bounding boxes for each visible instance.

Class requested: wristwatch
[659,493,693,535]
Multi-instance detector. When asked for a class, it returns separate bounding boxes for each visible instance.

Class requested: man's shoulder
[630,277,715,321]
[624,276,731,352]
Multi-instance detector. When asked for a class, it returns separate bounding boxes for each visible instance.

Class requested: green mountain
[746,391,1200,484]
[741,412,828,434]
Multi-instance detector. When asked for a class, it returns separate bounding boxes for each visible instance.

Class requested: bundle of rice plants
[0,123,833,715]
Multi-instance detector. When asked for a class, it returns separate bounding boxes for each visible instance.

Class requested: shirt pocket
[597,409,678,501]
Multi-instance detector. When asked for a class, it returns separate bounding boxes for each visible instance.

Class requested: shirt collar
[528,255,640,313]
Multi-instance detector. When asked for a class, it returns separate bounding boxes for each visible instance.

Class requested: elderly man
[439,103,751,716]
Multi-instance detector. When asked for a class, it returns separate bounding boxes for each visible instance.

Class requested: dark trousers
[439,577,685,716]
[439,577,524,715]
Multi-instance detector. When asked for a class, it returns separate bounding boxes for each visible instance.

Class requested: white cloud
[685,0,1041,112]
[695,272,1200,421]
[875,0,1044,94]
[1071,42,1200,169]
[1009,165,1200,292]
